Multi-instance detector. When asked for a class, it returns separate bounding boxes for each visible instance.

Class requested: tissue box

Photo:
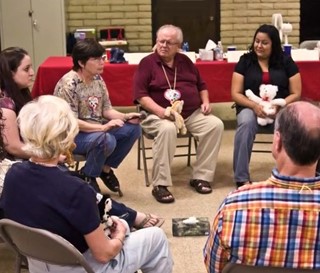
[227,50,248,63]
[199,49,213,61]
[291,49,319,61]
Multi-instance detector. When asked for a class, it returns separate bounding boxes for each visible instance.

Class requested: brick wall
[65,0,299,52]
[221,0,300,50]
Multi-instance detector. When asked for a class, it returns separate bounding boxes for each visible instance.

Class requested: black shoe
[75,168,101,193]
[86,177,101,194]
[236,181,252,189]
[100,169,123,197]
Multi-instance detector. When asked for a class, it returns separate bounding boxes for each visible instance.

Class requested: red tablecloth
[32,56,320,106]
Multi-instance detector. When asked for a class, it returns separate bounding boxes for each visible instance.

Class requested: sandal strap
[190,179,211,188]
[197,180,211,188]
[154,186,172,197]
[136,213,151,228]
[190,179,212,194]
[152,186,175,203]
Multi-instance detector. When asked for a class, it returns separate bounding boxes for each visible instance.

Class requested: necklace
[29,158,58,167]
[161,64,177,90]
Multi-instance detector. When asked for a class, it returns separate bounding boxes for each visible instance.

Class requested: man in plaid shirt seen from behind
[204,101,320,273]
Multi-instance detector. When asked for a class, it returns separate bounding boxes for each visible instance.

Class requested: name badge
[164,89,181,103]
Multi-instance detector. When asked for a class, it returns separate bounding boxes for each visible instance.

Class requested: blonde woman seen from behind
[0,95,173,273]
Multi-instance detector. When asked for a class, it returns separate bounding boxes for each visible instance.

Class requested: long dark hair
[248,24,284,68]
[0,109,6,160]
[0,47,32,114]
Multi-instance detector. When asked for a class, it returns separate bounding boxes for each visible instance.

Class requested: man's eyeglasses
[157,40,179,47]
[91,55,107,62]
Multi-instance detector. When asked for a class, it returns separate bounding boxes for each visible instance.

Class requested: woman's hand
[253,104,267,118]
[266,105,281,119]
[124,112,142,124]
[102,119,124,131]
[109,217,127,239]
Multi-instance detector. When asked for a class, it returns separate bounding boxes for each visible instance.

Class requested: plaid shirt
[204,169,320,273]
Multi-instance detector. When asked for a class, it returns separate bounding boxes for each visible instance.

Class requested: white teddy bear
[245,84,286,126]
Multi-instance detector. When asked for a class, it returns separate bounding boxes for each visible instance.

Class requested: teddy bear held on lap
[164,100,187,135]
[245,84,286,126]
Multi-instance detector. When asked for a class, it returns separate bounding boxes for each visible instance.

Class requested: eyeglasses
[90,55,107,62]
[157,40,179,47]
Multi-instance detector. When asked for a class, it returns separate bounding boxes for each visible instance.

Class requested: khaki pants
[141,108,224,187]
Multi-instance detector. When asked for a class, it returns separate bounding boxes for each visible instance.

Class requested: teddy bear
[101,198,115,238]
[101,198,130,238]
[245,84,286,126]
[164,100,187,135]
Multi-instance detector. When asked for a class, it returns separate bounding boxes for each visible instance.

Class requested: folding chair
[73,154,86,172]
[299,40,319,50]
[222,263,320,273]
[252,125,274,154]
[137,131,197,187]
[0,218,94,273]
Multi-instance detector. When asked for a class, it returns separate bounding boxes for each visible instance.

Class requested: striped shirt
[203,169,320,273]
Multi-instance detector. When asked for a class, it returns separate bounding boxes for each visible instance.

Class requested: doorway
[152,0,220,52]
[300,0,320,43]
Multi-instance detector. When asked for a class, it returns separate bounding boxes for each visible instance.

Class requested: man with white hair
[133,24,223,203]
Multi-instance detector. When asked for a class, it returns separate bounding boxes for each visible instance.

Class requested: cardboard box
[74,28,96,40]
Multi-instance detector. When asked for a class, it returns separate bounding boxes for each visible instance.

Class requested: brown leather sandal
[152,186,175,203]
[190,179,212,194]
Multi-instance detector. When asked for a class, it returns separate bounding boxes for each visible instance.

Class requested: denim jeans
[233,108,259,183]
[74,123,141,177]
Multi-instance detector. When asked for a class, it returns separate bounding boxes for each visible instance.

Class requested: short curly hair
[17,95,79,160]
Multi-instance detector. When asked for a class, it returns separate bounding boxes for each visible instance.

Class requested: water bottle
[215,41,224,61]
[182,42,189,52]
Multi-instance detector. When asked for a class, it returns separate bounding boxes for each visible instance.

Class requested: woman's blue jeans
[233,108,259,183]
[74,123,141,177]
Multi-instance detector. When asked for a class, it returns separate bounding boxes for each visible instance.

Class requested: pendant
[164,89,181,103]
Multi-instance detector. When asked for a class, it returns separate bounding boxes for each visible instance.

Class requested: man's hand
[201,102,212,115]
[124,112,143,124]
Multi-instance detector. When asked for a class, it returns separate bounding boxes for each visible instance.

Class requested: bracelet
[114,237,124,246]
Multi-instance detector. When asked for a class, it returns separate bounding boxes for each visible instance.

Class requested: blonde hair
[17,95,79,160]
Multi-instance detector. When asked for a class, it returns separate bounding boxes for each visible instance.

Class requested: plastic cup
[227,46,236,51]
[283,44,292,56]
[105,48,111,61]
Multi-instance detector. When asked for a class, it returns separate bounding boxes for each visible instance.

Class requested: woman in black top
[231,24,301,188]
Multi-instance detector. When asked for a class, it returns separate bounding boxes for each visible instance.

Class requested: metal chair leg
[140,134,150,187]
[137,136,142,170]
[187,135,192,166]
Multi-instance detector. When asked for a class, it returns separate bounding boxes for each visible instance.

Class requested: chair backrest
[222,263,320,273]
[299,40,319,50]
[0,219,94,273]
